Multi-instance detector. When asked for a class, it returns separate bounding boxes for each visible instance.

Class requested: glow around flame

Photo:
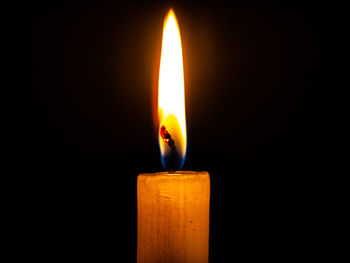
[158,9,187,170]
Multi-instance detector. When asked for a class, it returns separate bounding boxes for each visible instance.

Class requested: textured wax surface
[137,171,210,263]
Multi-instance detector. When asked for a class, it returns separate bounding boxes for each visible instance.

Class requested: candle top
[138,171,209,179]
[140,170,207,175]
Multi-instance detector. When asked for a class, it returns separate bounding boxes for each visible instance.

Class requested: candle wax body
[137,171,210,263]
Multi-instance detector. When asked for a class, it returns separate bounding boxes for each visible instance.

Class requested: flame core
[158,9,187,170]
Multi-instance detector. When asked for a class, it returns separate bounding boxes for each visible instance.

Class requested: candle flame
[158,9,187,170]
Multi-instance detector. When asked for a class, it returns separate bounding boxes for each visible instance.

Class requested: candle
[137,172,210,262]
[137,9,210,263]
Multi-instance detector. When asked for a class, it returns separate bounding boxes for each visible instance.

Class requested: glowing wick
[160,125,175,146]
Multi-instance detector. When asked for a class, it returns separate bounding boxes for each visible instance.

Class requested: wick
[160,125,177,153]
[160,125,178,171]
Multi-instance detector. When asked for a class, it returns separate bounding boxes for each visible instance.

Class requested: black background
[5,1,350,262]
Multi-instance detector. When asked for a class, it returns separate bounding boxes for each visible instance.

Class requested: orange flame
[158,9,187,170]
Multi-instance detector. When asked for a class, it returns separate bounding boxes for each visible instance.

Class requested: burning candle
[137,9,210,263]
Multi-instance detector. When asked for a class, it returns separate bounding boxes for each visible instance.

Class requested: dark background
[4,1,349,262]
